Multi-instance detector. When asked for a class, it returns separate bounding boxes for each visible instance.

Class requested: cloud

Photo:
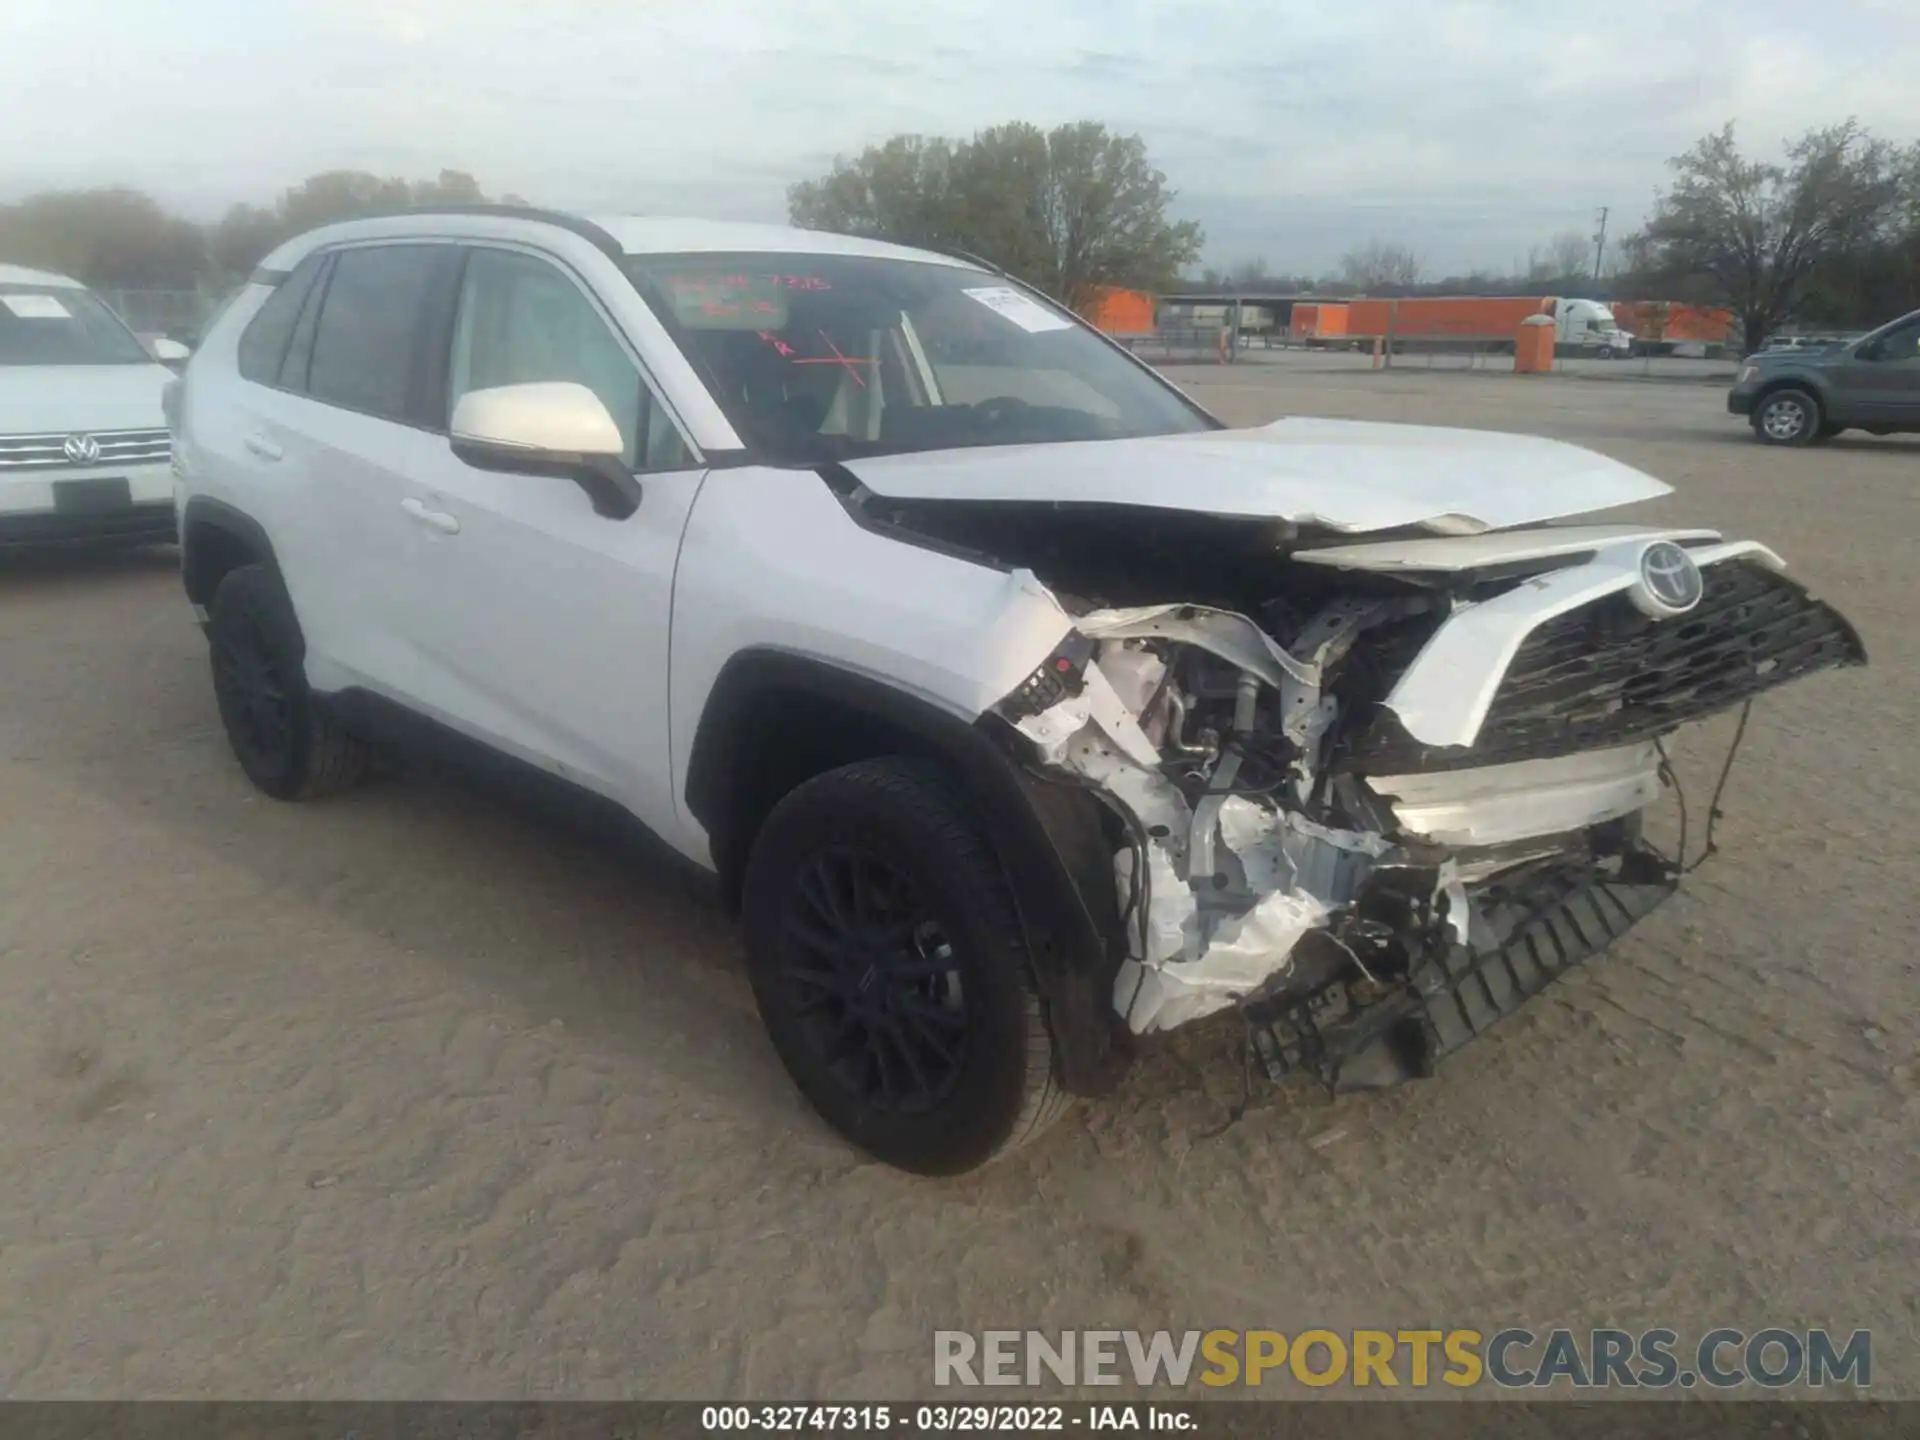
[1,0,1916,272]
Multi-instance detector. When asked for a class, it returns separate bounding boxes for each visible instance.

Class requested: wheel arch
[180,496,278,612]
[684,648,1133,1094]
[1751,375,1828,416]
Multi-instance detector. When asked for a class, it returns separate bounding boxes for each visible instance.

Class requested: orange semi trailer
[1080,287,1157,336]
[1609,301,1736,354]
[1290,302,1349,342]
[1343,295,1552,342]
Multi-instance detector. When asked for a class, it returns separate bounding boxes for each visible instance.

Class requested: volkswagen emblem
[1630,540,1705,618]
[62,433,101,466]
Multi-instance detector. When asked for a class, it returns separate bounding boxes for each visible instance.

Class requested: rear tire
[208,563,370,800]
[1752,388,1823,446]
[741,758,1069,1175]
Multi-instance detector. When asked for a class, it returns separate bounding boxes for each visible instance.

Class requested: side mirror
[150,336,191,366]
[1853,339,1884,362]
[449,381,643,519]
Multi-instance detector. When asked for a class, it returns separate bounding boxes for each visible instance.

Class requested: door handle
[400,496,461,534]
[242,434,282,462]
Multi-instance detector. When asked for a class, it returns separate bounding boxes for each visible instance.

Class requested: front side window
[622,252,1216,465]
[449,248,693,472]
[0,284,152,366]
[306,245,450,423]
[1870,318,1920,363]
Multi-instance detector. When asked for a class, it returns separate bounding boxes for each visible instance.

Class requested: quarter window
[235,254,324,385]
[448,248,693,471]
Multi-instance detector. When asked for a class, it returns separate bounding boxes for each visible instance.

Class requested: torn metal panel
[1116,888,1326,1034]
[1075,603,1316,686]
[1366,744,1663,848]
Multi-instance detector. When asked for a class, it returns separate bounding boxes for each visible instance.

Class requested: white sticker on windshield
[3,294,73,319]
[962,286,1074,334]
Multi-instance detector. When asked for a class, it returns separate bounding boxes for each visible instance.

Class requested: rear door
[266,242,464,699]
[386,243,707,830]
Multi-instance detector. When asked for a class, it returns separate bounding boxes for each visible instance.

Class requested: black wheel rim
[779,846,969,1113]
[213,611,292,768]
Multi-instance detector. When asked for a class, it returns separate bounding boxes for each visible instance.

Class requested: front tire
[208,563,370,800]
[1752,388,1824,446]
[741,759,1069,1175]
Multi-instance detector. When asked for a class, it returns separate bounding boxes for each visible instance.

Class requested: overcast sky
[5,0,1917,274]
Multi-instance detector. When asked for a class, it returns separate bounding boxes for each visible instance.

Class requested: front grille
[0,428,171,470]
[1349,560,1866,773]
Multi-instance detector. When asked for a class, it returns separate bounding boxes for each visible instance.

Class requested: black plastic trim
[178,496,277,606]
[684,647,1132,1094]
[275,205,626,265]
[0,503,176,550]
[813,463,1011,572]
[319,688,716,891]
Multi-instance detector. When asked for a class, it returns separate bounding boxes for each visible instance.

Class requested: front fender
[684,647,1133,1095]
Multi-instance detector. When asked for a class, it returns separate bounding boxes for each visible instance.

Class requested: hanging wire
[1653,699,1755,874]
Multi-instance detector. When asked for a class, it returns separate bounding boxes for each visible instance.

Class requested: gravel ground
[2,366,1914,1399]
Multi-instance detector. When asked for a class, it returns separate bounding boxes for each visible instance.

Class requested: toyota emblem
[63,433,101,466]
[1630,540,1705,618]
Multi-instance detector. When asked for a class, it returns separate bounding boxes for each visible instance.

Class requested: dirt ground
[2,362,1915,1399]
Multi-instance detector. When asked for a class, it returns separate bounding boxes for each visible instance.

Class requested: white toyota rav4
[170,208,1865,1174]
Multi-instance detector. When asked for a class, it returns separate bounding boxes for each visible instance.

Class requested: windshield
[623,252,1215,464]
[0,284,152,366]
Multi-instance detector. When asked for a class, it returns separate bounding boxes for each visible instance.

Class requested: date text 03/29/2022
[932,1327,1873,1391]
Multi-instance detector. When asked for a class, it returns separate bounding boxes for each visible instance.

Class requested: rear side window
[277,258,331,392]
[306,245,451,424]
[236,256,324,384]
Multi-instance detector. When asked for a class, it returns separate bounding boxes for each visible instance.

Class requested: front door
[391,244,707,835]
[1829,316,1920,426]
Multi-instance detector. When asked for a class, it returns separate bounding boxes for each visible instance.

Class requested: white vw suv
[1,263,187,547]
[170,208,1865,1173]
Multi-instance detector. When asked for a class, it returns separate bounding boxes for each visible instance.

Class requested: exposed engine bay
[861,495,1869,1090]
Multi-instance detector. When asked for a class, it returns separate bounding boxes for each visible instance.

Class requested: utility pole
[1592,207,1610,282]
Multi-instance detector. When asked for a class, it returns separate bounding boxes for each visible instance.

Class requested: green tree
[207,169,510,281]
[1631,121,1903,352]
[0,188,205,288]
[789,121,1202,308]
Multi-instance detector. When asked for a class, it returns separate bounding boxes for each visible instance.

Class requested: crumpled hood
[841,416,1671,534]
[0,364,172,436]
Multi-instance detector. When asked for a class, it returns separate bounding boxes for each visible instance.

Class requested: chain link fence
[97,288,223,343]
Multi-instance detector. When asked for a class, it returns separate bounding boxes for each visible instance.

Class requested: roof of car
[0,262,85,289]
[584,216,976,267]
[256,208,984,275]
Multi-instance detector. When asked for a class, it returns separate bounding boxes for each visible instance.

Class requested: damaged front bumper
[1243,847,1674,1090]
[989,531,1865,1096]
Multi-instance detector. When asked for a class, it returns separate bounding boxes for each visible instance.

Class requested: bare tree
[1550,230,1594,280]
[1631,121,1903,352]
[1338,239,1422,292]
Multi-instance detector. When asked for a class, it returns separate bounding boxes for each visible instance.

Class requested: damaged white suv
[172,210,1866,1173]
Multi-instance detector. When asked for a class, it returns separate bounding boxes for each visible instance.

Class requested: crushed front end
[990,527,1866,1092]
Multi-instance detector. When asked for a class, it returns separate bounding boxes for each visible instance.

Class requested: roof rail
[287,204,626,262]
